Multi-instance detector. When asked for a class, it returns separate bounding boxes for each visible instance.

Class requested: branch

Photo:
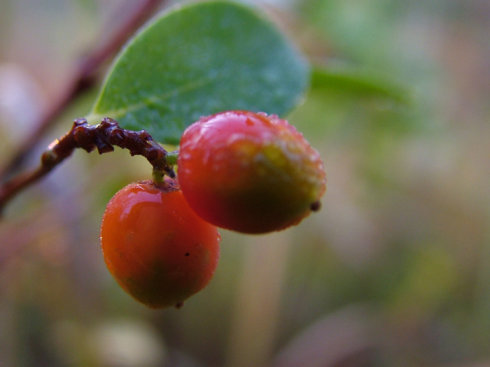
[0,118,175,214]
[0,0,167,180]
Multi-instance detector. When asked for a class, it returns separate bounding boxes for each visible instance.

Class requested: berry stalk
[0,118,174,214]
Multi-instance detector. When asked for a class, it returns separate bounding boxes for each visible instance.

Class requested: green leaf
[88,1,309,144]
[310,65,411,104]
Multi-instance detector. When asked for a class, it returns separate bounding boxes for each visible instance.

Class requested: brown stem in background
[0,118,175,214]
[0,0,166,181]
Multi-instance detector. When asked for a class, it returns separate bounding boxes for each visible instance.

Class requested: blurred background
[0,0,489,366]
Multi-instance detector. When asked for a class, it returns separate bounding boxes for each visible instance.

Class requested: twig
[0,118,175,214]
[0,0,166,181]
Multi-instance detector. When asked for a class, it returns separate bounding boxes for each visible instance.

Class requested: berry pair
[100,111,326,308]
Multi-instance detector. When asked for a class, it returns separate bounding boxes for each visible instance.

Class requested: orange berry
[178,110,326,234]
[100,179,220,308]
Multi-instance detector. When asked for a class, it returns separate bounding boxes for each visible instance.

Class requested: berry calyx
[177,110,326,234]
[100,179,220,308]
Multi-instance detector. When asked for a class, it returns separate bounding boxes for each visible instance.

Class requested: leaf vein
[95,77,214,120]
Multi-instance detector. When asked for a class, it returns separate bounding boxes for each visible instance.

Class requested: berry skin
[100,179,220,308]
[177,110,326,234]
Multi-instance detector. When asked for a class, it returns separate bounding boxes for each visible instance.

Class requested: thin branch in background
[0,118,175,214]
[0,0,167,181]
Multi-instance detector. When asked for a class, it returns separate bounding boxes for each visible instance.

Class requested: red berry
[177,110,326,234]
[100,179,220,308]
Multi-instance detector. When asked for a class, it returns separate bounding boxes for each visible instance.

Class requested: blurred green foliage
[0,0,489,366]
